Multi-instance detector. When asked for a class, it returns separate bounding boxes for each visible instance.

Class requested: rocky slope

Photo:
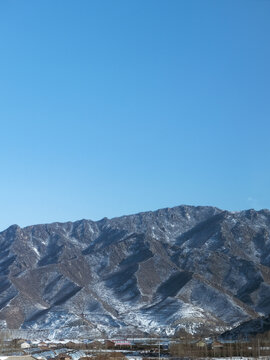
[0,205,270,338]
[221,313,270,339]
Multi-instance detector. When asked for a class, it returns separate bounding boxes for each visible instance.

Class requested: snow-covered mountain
[1,205,270,338]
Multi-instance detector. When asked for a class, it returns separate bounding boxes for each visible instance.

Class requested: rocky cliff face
[0,205,270,338]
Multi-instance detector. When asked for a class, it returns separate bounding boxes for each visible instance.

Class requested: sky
[0,0,269,230]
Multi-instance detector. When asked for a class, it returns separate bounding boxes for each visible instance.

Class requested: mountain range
[0,205,270,339]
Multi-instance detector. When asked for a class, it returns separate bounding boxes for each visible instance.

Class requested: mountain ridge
[0,204,270,339]
[5,204,269,233]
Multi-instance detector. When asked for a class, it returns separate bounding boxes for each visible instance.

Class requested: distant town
[1,331,270,360]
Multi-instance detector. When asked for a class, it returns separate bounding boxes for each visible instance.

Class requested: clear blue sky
[0,0,269,230]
